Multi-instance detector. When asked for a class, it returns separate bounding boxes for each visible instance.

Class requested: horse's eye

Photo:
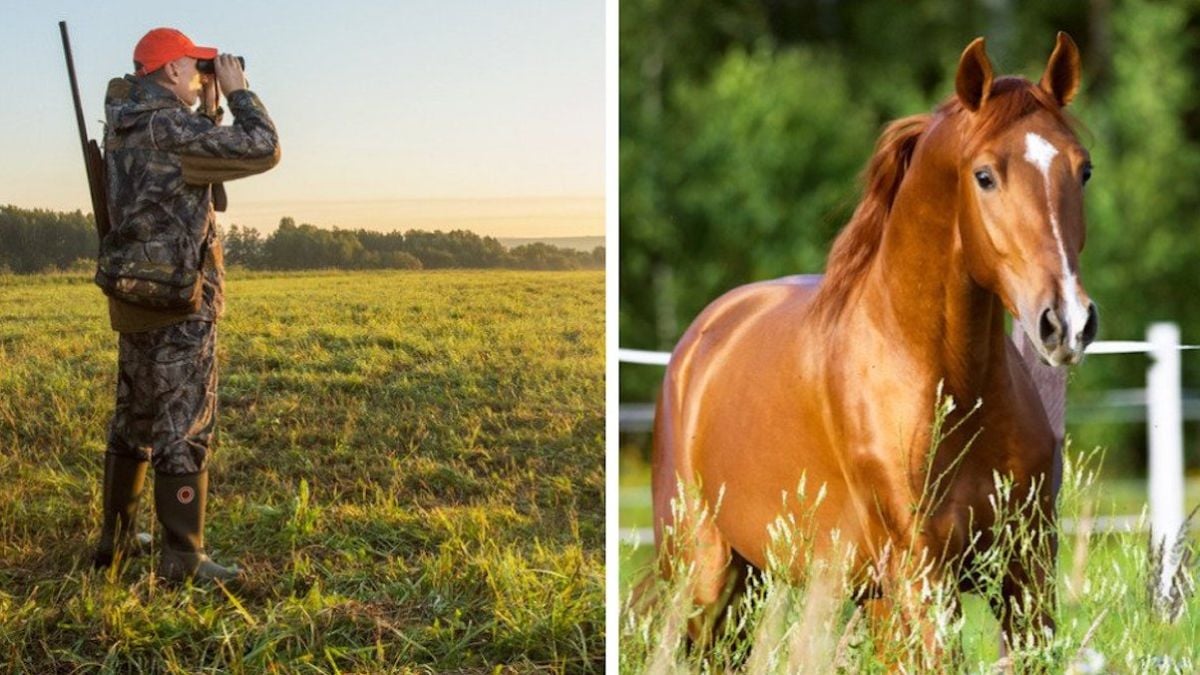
[974,169,996,191]
[1082,163,1093,186]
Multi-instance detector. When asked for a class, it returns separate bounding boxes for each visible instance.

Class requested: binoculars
[196,56,245,74]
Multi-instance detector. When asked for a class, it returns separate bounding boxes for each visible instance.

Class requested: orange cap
[133,27,217,76]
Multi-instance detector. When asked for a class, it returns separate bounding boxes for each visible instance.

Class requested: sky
[0,0,604,238]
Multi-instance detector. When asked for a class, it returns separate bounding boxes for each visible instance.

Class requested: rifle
[58,21,111,240]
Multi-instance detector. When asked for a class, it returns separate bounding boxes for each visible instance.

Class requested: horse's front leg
[865,589,962,667]
[863,543,964,668]
[995,525,1058,663]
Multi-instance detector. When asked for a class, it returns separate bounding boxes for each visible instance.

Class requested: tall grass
[620,390,1200,673]
[0,269,604,673]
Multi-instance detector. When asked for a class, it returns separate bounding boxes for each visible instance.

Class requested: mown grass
[619,414,1200,672]
[0,269,604,673]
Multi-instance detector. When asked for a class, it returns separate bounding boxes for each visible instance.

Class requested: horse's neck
[866,128,1008,399]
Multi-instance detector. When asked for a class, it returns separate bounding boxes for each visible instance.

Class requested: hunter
[92,27,279,581]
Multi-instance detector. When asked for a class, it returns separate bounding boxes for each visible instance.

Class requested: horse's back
[659,274,822,438]
[671,274,822,377]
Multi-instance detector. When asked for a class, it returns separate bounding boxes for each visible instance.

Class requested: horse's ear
[955,37,994,112]
[1040,31,1081,107]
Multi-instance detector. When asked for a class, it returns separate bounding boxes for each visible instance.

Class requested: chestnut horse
[652,33,1097,650]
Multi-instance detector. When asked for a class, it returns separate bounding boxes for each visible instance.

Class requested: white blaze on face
[1024,131,1090,350]
[1024,132,1058,176]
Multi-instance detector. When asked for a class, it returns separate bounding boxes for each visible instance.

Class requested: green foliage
[671,47,873,294]
[0,205,96,273]
[248,221,602,272]
[507,242,593,271]
[0,207,603,274]
[223,224,265,268]
[621,47,873,360]
[0,269,604,671]
[400,228,503,269]
[1068,1,1200,461]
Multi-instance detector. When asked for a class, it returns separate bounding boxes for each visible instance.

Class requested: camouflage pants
[106,320,217,475]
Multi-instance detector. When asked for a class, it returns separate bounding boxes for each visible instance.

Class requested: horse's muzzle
[1038,302,1098,366]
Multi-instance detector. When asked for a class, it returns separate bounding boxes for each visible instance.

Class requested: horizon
[1,195,605,240]
[1,1,603,238]
[218,195,604,238]
[1,199,606,248]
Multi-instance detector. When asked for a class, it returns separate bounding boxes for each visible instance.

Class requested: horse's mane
[814,77,1072,312]
[815,113,930,310]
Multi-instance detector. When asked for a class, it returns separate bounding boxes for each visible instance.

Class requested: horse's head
[953,33,1097,367]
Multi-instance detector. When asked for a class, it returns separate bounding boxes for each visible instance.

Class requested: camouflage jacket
[102,75,279,332]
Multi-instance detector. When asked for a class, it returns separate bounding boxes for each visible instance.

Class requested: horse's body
[654,273,1053,591]
[652,34,1095,647]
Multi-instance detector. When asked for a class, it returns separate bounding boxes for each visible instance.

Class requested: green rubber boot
[154,471,241,582]
[93,453,152,569]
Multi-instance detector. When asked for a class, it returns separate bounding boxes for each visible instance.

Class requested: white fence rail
[619,325,1195,580]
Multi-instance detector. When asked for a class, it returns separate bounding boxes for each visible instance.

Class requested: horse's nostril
[1082,303,1099,345]
[1039,308,1059,344]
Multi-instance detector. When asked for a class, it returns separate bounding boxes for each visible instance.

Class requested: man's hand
[214,54,247,95]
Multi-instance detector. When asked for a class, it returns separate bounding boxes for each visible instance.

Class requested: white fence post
[1147,322,1184,593]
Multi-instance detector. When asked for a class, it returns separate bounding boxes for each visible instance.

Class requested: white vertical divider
[1147,322,1184,595]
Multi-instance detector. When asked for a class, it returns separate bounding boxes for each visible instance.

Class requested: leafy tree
[509,242,596,270]
[622,46,875,357]
[1064,0,1200,460]
[223,224,264,267]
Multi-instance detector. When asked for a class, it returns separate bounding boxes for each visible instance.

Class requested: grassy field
[619,439,1200,672]
[0,269,604,673]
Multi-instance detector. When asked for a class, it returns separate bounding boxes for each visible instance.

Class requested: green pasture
[618,444,1200,672]
[0,269,604,673]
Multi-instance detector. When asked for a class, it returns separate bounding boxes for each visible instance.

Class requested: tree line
[0,206,95,273]
[0,206,603,273]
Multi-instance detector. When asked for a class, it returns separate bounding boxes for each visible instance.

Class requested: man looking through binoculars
[92,27,279,582]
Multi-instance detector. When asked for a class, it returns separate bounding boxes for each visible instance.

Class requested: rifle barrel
[59,21,109,238]
[59,22,92,176]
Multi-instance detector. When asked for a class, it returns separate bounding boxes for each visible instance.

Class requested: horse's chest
[922,422,1056,557]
